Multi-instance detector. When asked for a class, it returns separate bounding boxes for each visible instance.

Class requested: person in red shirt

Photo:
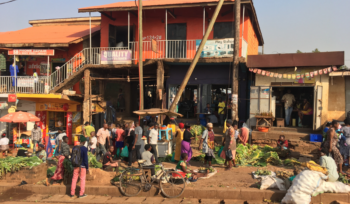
[277,135,288,150]
[114,123,125,159]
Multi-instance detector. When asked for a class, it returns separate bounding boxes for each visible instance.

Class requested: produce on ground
[190,125,205,136]
[255,168,271,176]
[338,173,350,184]
[158,154,173,163]
[88,152,103,168]
[236,144,282,167]
[283,158,300,166]
[0,156,42,178]
[276,170,294,179]
[47,165,57,177]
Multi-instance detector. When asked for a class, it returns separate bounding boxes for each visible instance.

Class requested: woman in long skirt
[220,120,237,170]
[181,124,194,166]
[174,123,185,161]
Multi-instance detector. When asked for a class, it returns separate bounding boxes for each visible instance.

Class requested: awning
[0,25,100,47]
[17,93,80,104]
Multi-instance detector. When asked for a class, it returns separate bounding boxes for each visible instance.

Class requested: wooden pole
[232,0,241,121]
[169,0,225,112]
[138,0,144,111]
[83,69,91,123]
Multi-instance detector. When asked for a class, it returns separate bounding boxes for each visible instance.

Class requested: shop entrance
[272,86,314,128]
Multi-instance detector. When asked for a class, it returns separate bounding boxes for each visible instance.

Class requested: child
[141,144,156,175]
[103,146,119,171]
[89,131,97,154]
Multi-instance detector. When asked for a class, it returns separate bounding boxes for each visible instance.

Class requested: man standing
[134,121,143,160]
[218,98,226,127]
[148,123,159,163]
[96,123,110,161]
[83,122,95,144]
[281,89,295,126]
[70,137,89,198]
[0,133,9,158]
[31,124,42,154]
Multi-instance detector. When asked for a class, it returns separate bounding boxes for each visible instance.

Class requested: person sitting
[36,144,47,162]
[319,147,339,182]
[298,99,313,126]
[203,103,218,124]
[141,144,156,175]
[176,153,198,181]
[102,146,119,171]
[277,135,288,150]
[0,133,9,158]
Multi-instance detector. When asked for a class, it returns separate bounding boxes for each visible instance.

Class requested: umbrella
[0,111,40,148]
[133,108,183,117]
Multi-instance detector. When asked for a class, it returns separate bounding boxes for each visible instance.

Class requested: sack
[225,149,233,160]
[260,176,286,191]
[121,146,129,157]
[218,146,224,157]
[71,146,82,167]
[313,181,350,197]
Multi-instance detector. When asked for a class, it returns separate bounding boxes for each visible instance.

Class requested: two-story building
[74,0,264,124]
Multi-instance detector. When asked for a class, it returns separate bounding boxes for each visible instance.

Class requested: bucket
[292,119,296,127]
[168,124,176,134]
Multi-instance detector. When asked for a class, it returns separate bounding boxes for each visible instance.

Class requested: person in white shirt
[148,123,159,163]
[0,133,10,158]
[89,131,97,154]
[55,127,67,157]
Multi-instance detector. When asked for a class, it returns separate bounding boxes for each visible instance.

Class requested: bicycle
[119,160,186,198]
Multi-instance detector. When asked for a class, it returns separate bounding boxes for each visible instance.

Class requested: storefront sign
[91,103,104,112]
[51,58,66,63]
[36,103,79,112]
[100,50,132,65]
[196,38,234,58]
[8,49,55,56]
[8,106,16,113]
[0,102,8,110]
[27,62,41,69]
[8,94,16,102]
[17,78,35,88]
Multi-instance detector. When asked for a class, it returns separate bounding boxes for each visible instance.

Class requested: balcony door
[167,23,187,58]
[109,25,134,48]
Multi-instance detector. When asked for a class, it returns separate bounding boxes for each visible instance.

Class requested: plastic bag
[121,146,129,157]
[218,146,224,157]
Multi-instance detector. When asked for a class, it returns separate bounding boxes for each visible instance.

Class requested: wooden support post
[83,69,91,123]
[232,0,241,121]
[138,0,144,112]
[169,0,225,112]
[156,60,165,124]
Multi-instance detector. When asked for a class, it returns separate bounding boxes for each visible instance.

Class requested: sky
[0,0,349,66]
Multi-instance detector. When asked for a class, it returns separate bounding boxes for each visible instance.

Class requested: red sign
[8,94,16,102]
[8,49,55,56]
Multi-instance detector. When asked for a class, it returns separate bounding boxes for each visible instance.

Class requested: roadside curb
[0,184,349,203]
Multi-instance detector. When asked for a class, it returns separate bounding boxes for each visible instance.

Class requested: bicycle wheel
[119,170,142,196]
[160,171,186,198]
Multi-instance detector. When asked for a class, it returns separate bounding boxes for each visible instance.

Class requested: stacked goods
[88,152,103,168]
[0,156,42,178]
[236,144,282,167]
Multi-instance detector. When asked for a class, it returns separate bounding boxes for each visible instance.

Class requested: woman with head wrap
[220,120,237,170]
[323,128,344,174]
[199,123,215,168]
[181,124,194,166]
[174,123,185,161]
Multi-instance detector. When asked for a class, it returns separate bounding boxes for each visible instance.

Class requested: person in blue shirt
[70,137,89,198]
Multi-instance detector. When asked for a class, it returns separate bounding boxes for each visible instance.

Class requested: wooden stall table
[255,115,274,130]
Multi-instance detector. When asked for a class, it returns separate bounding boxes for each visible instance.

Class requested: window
[214,22,235,39]
[250,86,271,118]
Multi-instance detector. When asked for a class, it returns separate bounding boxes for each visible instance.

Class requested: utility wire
[0,0,16,5]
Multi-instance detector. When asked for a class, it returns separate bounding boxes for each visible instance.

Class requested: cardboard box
[276,118,285,127]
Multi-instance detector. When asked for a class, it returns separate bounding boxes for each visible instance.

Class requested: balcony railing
[0,40,233,94]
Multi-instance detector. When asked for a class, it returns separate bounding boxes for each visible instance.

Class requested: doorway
[272,87,314,128]
[109,25,134,47]
[167,23,187,58]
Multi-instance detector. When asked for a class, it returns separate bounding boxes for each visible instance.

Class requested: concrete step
[252,130,310,141]
[269,127,319,134]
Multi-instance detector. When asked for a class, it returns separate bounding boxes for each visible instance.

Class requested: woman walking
[340,118,350,166]
[47,136,70,185]
[181,124,194,166]
[174,123,185,161]
[199,123,215,168]
[324,128,344,174]
[220,120,237,170]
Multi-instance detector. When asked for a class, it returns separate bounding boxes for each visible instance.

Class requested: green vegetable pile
[63,159,74,185]
[255,168,271,176]
[236,144,282,167]
[283,158,300,166]
[190,125,205,136]
[338,173,350,184]
[0,156,43,178]
[158,154,173,163]
[47,165,57,178]
[88,152,103,168]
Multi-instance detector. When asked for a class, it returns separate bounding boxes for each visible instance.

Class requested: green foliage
[296,50,303,53]
[190,125,206,136]
[283,158,300,166]
[47,166,57,177]
[0,156,42,178]
[236,144,281,167]
[338,173,349,184]
[255,168,271,176]
[312,48,320,53]
[88,152,103,168]
[158,154,173,163]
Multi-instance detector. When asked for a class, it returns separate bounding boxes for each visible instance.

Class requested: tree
[296,50,303,53]
[312,48,320,53]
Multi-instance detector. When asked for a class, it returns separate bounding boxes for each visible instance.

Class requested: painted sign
[36,103,79,112]
[27,62,41,69]
[91,103,104,112]
[51,58,66,63]
[8,94,16,102]
[17,78,34,88]
[0,102,8,110]
[100,50,132,65]
[8,49,55,56]
[196,38,234,58]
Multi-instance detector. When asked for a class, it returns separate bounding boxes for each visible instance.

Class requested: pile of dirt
[86,168,116,185]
